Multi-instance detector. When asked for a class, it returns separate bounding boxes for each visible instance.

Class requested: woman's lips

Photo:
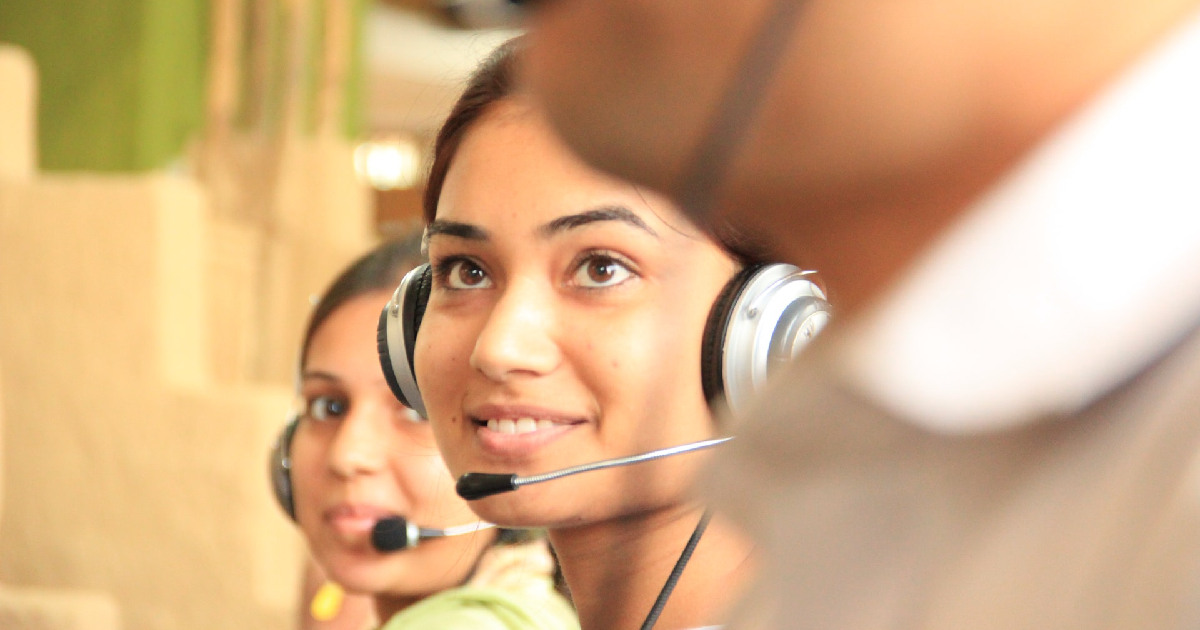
[468,404,588,459]
[324,504,395,537]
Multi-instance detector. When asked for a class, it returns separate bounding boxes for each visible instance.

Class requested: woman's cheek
[415,317,453,412]
[598,318,667,392]
[409,456,457,509]
[415,330,465,476]
[289,435,323,510]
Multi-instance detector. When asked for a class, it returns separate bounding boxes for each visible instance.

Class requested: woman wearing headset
[404,40,817,630]
[276,236,578,630]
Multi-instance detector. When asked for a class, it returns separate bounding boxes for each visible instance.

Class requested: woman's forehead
[305,292,392,367]
[438,107,699,239]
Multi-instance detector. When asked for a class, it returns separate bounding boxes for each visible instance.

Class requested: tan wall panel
[273,137,373,247]
[153,178,211,390]
[255,233,369,385]
[0,175,304,630]
[207,219,264,385]
[0,46,36,180]
[0,586,120,630]
[0,73,375,626]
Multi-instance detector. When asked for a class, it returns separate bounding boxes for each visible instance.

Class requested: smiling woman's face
[290,290,490,596]
[416,99,738,527]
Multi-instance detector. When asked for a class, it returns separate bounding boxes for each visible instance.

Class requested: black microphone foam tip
[371,516,411,553]
[456,473,519,500]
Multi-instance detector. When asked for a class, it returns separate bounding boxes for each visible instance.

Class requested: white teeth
[483,417,559,434]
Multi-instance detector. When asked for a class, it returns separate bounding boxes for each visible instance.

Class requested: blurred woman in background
[273,235,577,630]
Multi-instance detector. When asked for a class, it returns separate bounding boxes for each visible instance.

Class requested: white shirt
[839,6,1200,433]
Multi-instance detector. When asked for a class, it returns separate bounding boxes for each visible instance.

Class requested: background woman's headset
[376,262,830,418]
[270,413,301,519]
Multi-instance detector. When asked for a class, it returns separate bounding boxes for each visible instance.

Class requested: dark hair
[300,233,425,369]
[423,38,522,224]
[423,37,765,265]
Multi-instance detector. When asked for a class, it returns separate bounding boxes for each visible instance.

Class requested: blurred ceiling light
[354,137,423,190]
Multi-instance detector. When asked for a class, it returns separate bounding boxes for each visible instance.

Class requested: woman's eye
[306,396,348,421]
[444,259,493,290]
[573,255,634,288]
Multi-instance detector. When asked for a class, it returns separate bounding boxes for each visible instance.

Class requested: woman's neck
[549,503,756,630]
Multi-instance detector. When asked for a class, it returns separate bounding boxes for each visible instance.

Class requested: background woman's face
[416,100,738,527]
[290,291,490,596]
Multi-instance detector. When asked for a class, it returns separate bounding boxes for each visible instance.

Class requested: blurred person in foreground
[514,0,1200,628]
[277,236,577,630]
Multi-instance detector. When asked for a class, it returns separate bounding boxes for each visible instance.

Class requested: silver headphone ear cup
[718,264,830,415]
[378,307,407,405]
[768,294,831,369]
[269,416,300,520]
[378,264,430,418]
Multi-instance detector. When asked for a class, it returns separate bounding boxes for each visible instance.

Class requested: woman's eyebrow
[301,371,340,384]
[539,205,659,238]
[425,220,490,241]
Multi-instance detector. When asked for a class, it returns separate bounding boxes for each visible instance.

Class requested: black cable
[639,509,714,630]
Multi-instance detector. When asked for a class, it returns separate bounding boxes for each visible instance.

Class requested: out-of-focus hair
[300,233,424,369]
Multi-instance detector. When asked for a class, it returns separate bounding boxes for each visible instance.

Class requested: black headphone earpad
[701,264,765,406]
[404,265,432,375]
[269,416,301,521]
[377,307,406,406]
[377,265,432,410]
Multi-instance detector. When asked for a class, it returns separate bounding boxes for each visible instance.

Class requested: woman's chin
[322,570,380,597]
[330,569,421,599]
[321,556,399,593]
[465,491,596,529]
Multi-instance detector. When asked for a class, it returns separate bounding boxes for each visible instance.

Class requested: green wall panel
[0,0,209,172]
[0,0,363,173]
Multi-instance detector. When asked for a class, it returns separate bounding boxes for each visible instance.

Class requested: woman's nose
[327,402,389,478]
[469,279,561,383]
